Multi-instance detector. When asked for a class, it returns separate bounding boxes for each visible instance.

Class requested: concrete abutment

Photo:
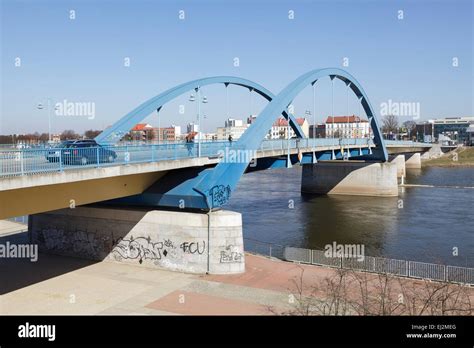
[28,206,245,274]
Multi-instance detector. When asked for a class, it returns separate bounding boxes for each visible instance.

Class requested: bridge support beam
[301,161,398,196]
[391,155,406,178]
[405,153,422,169]
[28,206,244,274]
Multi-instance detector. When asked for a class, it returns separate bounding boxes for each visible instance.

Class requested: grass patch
[423,147,474,167]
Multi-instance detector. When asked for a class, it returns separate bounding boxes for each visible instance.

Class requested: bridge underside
[0,172,164,219]
[102,147,381,210]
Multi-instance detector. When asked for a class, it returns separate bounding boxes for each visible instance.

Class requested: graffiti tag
[180,241,206,255]
[220,245,243,263]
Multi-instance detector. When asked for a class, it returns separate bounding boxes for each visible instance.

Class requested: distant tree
[382,115,399,135]
[122,133,132,141]
[0,135,13,144]
[61,130,80,140]
[39,133,49,142]
[403,120,416,131]
[402,120,417,139]
[84,129,102,139]
[17,133,40,143]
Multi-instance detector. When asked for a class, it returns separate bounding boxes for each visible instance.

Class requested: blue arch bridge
[0,68,431,274]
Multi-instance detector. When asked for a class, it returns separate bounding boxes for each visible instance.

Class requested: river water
[226,165,474,267]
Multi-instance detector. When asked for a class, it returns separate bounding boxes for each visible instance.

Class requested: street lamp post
[346,82,350,140]
[305,110,312,135]
[331,76,335,138]
[305,109,316,162]
[37,98,57,143]
[157,108,160,144]
[197,88,201,157]
[286,105,293,168]
[189,89,207,157]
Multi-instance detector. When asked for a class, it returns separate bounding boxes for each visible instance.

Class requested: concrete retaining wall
[301,161,398,197]
[28,206,244,274]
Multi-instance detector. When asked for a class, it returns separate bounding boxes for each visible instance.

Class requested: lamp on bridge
[37,99,59,144]
[189,90,208,157]
[305,110,317,163]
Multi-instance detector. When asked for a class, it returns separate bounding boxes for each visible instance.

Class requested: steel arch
[95,76,305,144]
[237,68,387,160]
[105,68,388,211]
[191,68,388,209]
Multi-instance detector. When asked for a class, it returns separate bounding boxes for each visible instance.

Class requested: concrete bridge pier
[301,161,398,197]
[391,155,406,179]
[28,206,245,274]
[406,153,422,169]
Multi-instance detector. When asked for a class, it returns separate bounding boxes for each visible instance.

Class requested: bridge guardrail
[0,142,228,178]
[0,139,429,178]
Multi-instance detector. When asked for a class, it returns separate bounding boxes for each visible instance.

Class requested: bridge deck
[0,139,430,183]
[0,139,430,219]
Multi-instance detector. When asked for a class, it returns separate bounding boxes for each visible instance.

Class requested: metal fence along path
[283,246,474,285]
[244,239,474,286]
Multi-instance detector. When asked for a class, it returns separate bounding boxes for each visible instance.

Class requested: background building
[309,124,326,138]
[153,125,181,142]
[467,125,474,146]
[247,115,258,125]
[224,118,243,127]
[130,123,153,141]
[267,117,309,139]
[187,122,199,133]
[325,115,370,138]
[216,118,248,140]
[415,121,434,143]
[203,133,217,141]
[432,117,474,145]
[415,117,474,144]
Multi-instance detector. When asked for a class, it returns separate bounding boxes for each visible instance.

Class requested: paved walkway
[0,220,28,237]
[0,247,303,315]
[1,226,473,315]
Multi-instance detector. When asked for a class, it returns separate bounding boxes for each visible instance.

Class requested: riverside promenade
[1,223,473,315]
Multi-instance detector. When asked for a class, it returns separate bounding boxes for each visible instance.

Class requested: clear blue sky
[1,0,472,135]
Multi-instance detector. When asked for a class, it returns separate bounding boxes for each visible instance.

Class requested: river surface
[226,166,474,267]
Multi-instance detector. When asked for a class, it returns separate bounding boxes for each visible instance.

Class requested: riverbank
[422,147,474,167]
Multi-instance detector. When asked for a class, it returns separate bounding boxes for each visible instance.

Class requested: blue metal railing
[0,139,428,178]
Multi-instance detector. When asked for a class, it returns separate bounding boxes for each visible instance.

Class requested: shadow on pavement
[0,231,97,295]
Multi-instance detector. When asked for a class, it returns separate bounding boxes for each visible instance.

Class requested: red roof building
[131,123,153,131]
[130,123,154,141]
[324,115,371,138]
[267,117,309,139]
[272,117,307,127]
[325,116,368,124]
